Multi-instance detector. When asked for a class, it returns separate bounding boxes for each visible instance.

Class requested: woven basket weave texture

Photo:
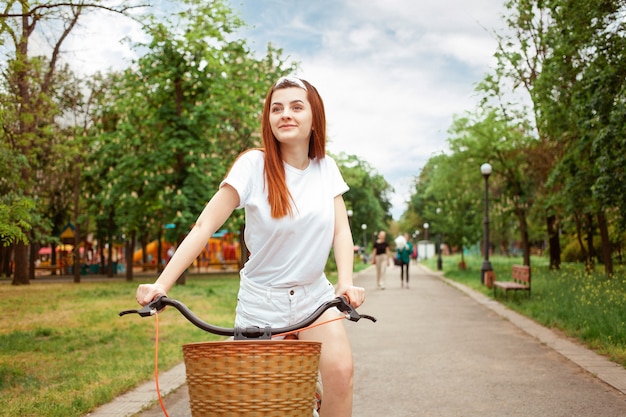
[183,340,321,417]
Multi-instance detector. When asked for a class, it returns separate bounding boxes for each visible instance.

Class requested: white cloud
[61,9,146,75]
[234,0,506,218]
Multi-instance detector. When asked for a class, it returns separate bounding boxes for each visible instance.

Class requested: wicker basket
[182,340,321,417]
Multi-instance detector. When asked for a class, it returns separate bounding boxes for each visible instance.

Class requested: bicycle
[120,295,376,417]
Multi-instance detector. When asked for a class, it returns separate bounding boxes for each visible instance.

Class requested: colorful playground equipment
[133,230,241,270]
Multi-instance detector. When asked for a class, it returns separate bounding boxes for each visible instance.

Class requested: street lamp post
[423,223,429,260]
[436,208,443,271]
[437,232,443,270]
[480,163,493,284]
[361,223,367,254]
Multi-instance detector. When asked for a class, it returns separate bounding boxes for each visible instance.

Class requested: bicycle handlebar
[119,295,376,340]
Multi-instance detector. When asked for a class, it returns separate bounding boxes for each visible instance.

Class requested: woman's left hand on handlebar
[136,283,167,306]
[337,286,365,308]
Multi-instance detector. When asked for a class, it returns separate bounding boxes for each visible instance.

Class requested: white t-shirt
[221,150,349,287]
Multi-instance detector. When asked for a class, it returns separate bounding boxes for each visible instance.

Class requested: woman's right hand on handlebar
[136,283,167,306]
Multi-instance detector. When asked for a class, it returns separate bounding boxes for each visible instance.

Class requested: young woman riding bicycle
[135,76,365,417]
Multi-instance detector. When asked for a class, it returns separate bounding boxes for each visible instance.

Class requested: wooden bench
[34,265,63,275]
[493,265,531,298]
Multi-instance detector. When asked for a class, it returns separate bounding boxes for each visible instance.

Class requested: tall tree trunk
[12,243,29,285]
[573,211,588,262]
[107,213,115,277]
[516,207,531,267]
[176,233,187,285]
[157,229,164,274]
[51,242,58,275]
[12,15,35,286]
[585,213,595,273]
[73,165,82,283]
[597,211,613,277]
[73,224,82,283]
[0,245,13,278]
[546,214,561,270]
[125,230,136,282]
[99,244,105,275]
[28,239,37,281]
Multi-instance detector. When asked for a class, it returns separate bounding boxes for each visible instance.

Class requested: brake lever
[119,296,168,317]
[335,296,377,323]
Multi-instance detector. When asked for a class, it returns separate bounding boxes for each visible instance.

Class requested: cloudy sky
[232,1,508,218]
[63,0,508,219]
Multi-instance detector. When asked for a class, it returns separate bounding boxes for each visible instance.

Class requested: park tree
[1,56,95,283]
[403,172,429,241]
[335,153,394,249]
[445,109,538,267]
[0,0,144,284]
[537,0,626,275]
[0,141,34,276]
[414,152,483,268]
[484,0,563,269]
[60,68,104,283]
[86,0,294,282]
[488,0,626,275]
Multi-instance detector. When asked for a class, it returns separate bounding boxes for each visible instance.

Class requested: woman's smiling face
[269,87,313,147]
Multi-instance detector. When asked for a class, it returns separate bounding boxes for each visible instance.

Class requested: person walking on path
[135,76,365,417]
[371,231,391,290]
[395,233,413,288]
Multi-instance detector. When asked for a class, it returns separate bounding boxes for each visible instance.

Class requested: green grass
[423,254,626,368]
[0,261,368,417]
[0,275,240,417]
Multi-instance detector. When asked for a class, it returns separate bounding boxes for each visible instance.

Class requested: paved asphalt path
[118,264,626,417]
[349,265,626,416]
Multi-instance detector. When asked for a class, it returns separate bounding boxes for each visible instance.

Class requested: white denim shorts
[235,270,336,329]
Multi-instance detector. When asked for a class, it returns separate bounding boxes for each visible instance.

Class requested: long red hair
[261,78,327,218]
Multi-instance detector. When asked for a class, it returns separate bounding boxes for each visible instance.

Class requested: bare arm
[136,184,240,305]
[332,195,365,307]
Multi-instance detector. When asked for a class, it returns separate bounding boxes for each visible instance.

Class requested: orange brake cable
[272,314,349,339]
[154,312,170,417]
